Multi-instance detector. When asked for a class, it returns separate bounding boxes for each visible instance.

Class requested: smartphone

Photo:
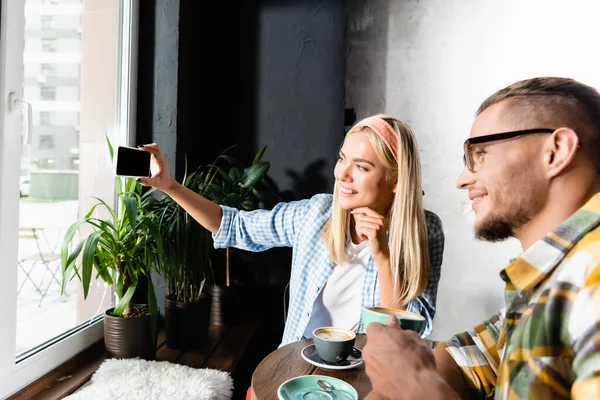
[114,145,151,178]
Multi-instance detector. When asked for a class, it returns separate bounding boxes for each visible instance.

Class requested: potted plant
[199,145,281,325]
[61,139,163,360]
[149,159,216,350]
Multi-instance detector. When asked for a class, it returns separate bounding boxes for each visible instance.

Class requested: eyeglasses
[462,128,555,173]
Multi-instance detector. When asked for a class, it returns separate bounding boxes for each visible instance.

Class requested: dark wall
[254,1,347,202]
[175,1,258,176]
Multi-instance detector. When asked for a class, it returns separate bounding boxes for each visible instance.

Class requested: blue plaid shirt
[213,193,445,347]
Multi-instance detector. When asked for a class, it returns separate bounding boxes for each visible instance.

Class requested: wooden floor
[9,320,259,400]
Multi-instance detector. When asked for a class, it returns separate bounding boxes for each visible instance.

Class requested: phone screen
[115,146,151,177]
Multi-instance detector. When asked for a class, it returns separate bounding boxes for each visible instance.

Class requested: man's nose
[456,167,476,189]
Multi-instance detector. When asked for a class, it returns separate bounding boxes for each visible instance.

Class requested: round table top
[251,334,371,399]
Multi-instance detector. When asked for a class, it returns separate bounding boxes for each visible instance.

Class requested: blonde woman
[138,113,444,347]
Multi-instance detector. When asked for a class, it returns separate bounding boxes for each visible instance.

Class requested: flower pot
[165,293,211,350]
[103,305,156,360]
[209,284,244,326]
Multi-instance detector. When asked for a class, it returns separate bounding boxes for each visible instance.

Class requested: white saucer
[301,344,364,370]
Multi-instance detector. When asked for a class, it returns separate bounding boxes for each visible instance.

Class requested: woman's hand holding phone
[136,143,178,193]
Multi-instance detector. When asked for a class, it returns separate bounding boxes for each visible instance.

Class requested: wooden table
[251,334,371,399]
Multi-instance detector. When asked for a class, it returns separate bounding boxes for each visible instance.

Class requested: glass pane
[16,0,127,356]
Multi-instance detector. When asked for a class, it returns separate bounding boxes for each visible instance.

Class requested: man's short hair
[477,77,600,174]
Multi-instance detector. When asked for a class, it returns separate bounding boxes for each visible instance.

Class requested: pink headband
[356,116,398,162]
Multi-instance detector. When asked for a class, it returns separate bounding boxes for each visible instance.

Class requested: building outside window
[39,112,51,125]
[41,16,55,29]
[41,38,57,52]
[40,86,56,100]
[39,134,55,150]
[40,64,57,77]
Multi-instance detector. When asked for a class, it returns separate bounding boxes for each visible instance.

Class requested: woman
[138,113,444,347]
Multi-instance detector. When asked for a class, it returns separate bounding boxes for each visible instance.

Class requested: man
[362,76,600,400]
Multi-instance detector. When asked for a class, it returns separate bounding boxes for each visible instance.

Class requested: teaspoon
[316,380,353,400]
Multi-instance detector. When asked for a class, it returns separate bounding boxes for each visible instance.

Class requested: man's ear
[545,127,580,178]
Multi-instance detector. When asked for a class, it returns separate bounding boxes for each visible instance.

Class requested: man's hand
[362,316,461,400]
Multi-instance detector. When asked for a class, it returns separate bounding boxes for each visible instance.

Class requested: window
[40,86,56,100]
[41,16,55,30]
[38,134,54,149]
[39,111,51,125]
[41,38,57,53]
[41,64,56,77]
[0,1,138,396]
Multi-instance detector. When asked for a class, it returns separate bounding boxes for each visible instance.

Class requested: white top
[303,240,370,338]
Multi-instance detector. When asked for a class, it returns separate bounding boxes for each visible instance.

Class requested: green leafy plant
[197,145,281,286]
[60,138,164,330]
[149,158,216,304]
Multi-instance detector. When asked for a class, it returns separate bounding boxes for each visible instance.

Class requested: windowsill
[8,339,105,400]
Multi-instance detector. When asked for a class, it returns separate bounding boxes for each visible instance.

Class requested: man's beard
[475,208,531,242]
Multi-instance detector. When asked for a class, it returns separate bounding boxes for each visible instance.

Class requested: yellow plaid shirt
[441,193,600,399]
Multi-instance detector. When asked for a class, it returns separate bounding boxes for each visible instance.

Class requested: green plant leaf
[229,167,243,182]
[116,176,123,195]
[215,166,233,184]
[81,231,103,299]
[61,240,84,295]
[84,197,118,222]
[123,196,138,229]
[106,134,114,161]
[252,146,267,164]
[241,197,256,210]
[125,176,137,194]
[240,162,270,189]
[61,218,91,272]
[217,154,243,169]
[95,263,114,284]
[113,284,136,316]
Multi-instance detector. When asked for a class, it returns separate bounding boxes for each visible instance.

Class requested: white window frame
[0,1,139,397]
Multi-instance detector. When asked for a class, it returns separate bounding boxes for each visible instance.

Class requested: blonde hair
[322,114,429,306]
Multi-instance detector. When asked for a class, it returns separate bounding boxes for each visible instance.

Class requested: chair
[17,227,64,306]
[283,281,290,325]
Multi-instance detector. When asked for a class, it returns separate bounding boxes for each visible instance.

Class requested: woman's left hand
[351,207,389,259]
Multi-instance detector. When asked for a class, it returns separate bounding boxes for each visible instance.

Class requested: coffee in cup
[312,327,356,364]
[361,306,426,334]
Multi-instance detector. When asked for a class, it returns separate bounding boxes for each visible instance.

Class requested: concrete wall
[346,0,600,340]
[254,0,347,200]
[146,0,180,317]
